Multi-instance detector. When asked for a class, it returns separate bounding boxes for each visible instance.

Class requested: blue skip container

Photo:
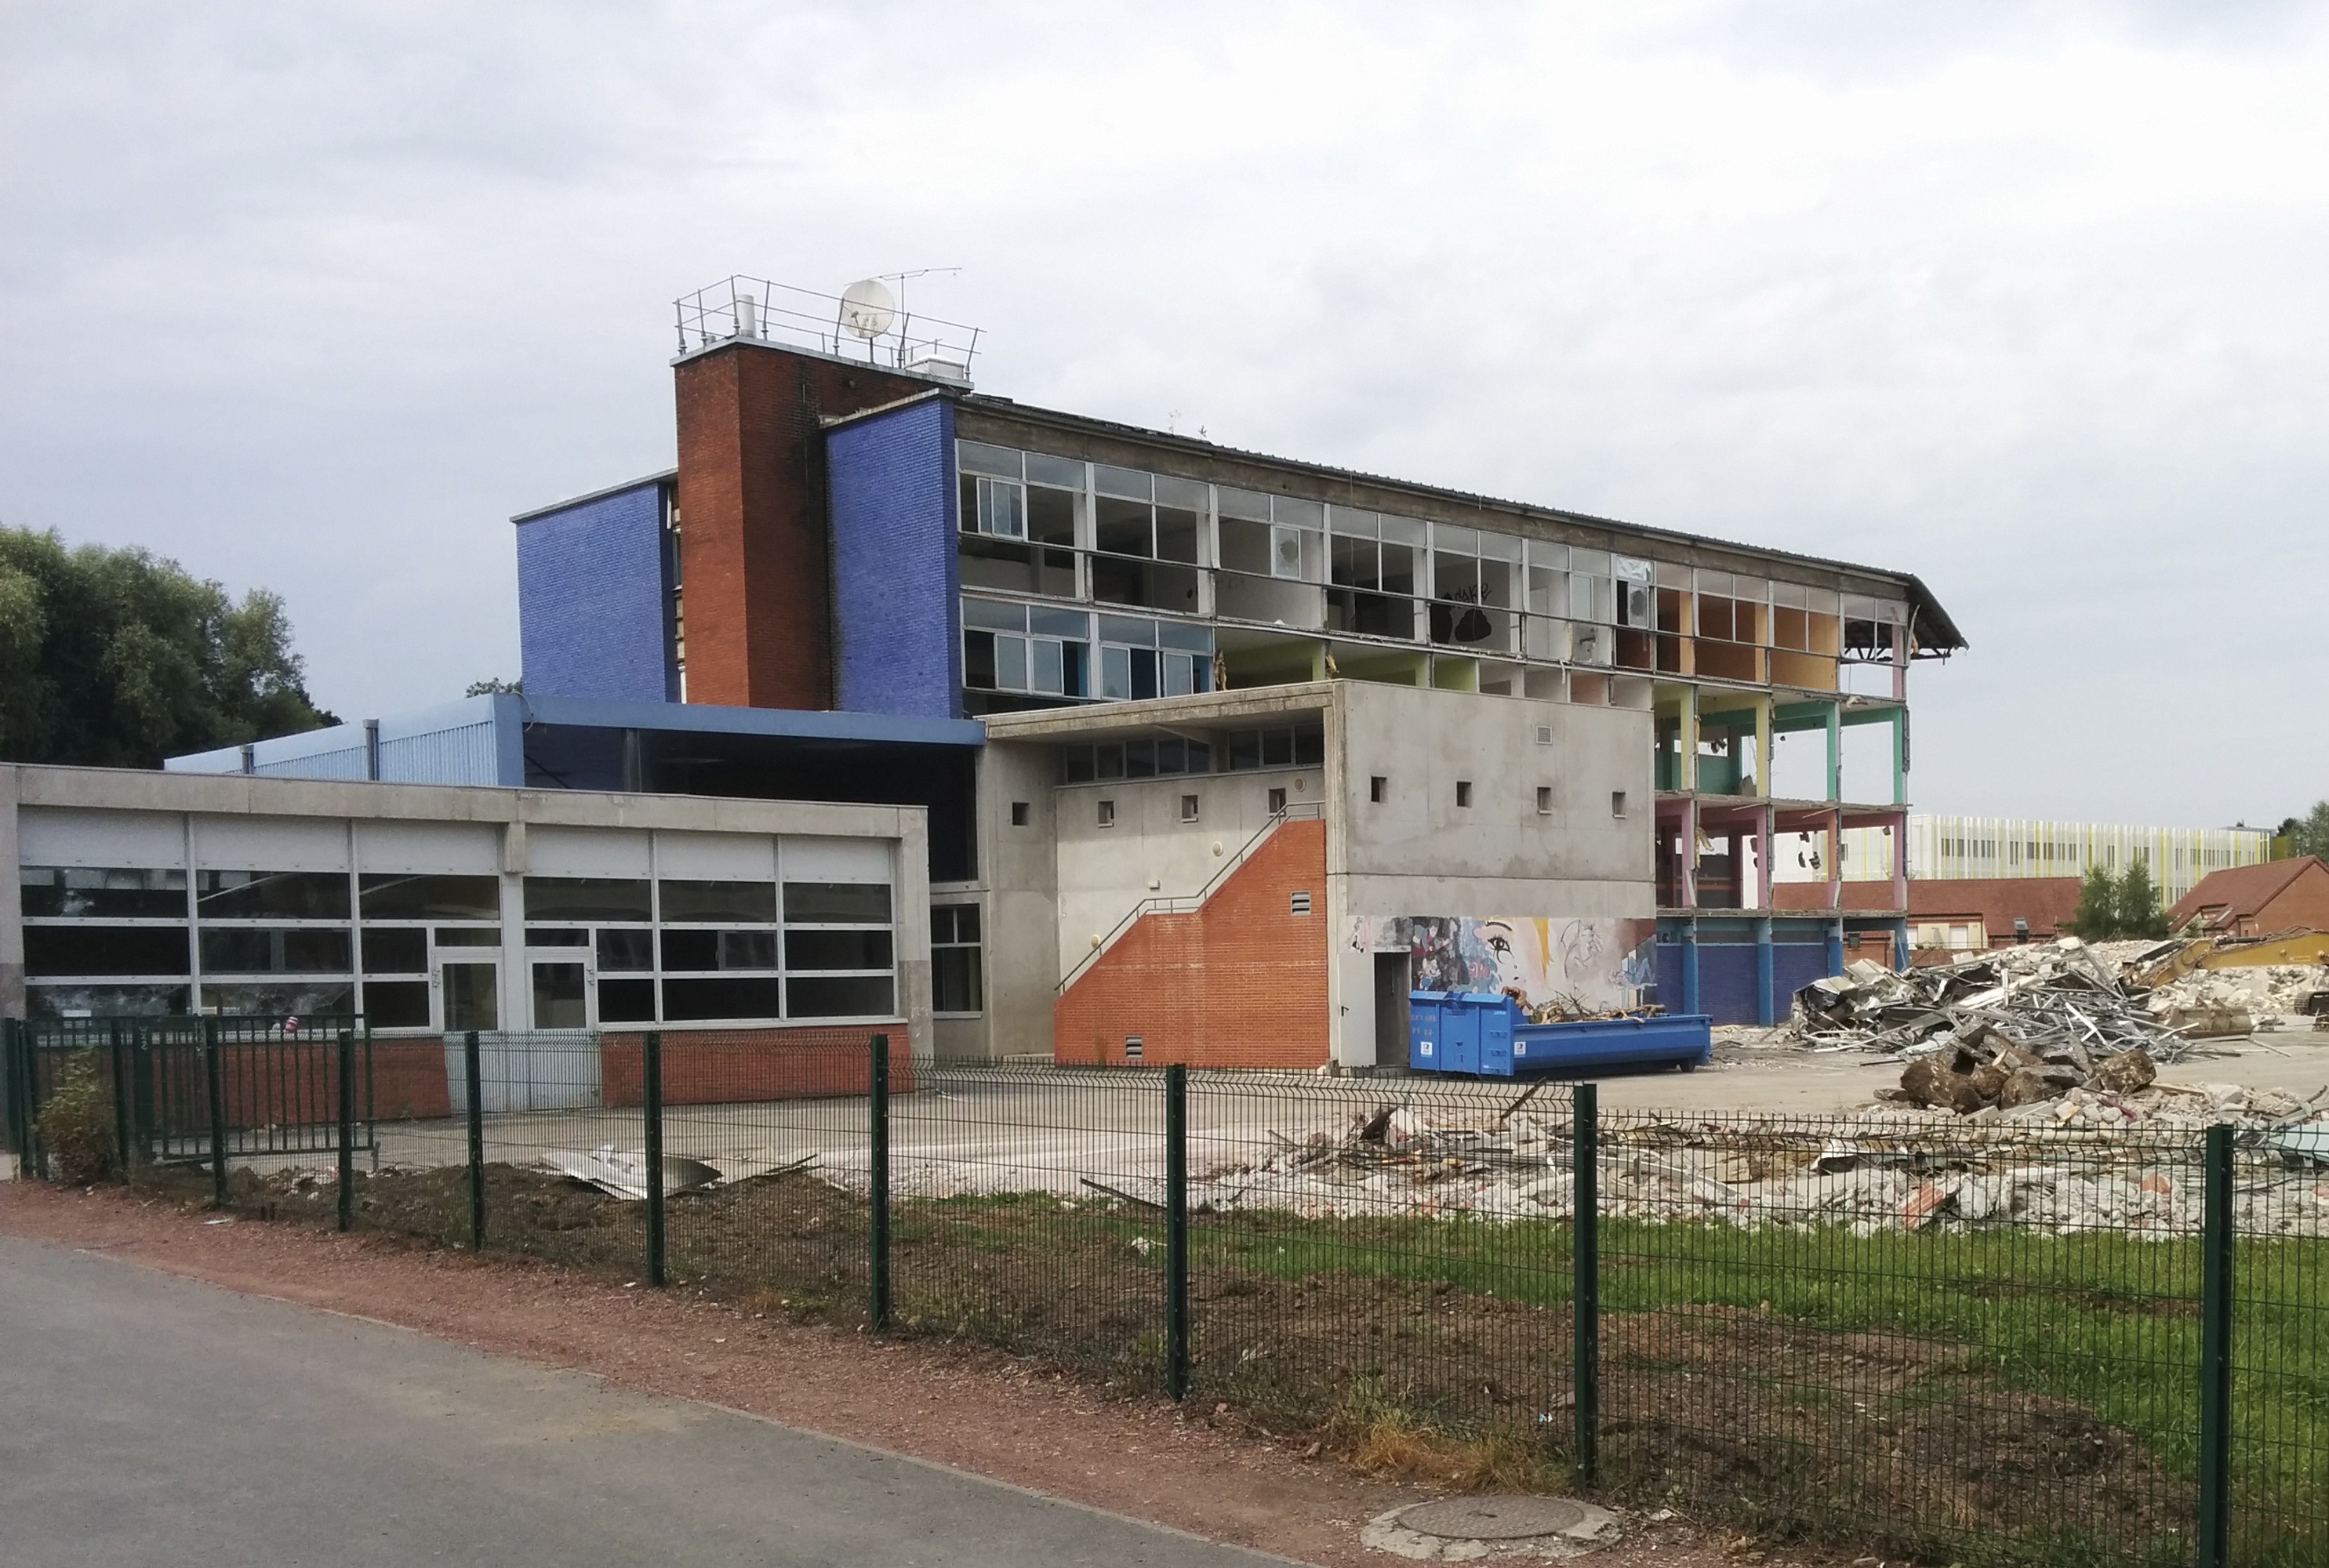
[1408,990,1710,1077]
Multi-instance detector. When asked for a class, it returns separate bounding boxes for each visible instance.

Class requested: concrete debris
[1190,1100,2329,1239]
[540,1145,721,1201]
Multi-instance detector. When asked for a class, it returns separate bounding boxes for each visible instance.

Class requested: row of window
[21,869,887,927]
[961,598,1214,701]
[955,441,1902,640]
[1054,726,1326,785]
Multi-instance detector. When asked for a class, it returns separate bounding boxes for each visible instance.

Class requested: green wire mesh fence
[7,1019,2324,1567]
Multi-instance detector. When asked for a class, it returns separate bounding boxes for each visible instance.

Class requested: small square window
[1266,787,1288,815]
[1611,790,1628,819]
[1179,793,1200,823]
[1536,786,1553,814]
[1369,775,1386,804]
[1097,799,1117,829]
[1455,781,1473,808]
[1010,801,1030,827]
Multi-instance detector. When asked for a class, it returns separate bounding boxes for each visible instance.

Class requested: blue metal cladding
[827,397,960,718]
[516,481,675,702]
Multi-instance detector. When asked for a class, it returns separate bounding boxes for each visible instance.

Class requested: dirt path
[0,1183,1889,1568]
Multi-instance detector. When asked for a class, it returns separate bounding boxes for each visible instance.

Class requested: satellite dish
[837,278,896,339]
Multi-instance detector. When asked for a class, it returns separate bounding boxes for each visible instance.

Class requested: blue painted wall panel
[828,398,960,718]
[1772,943,1832,1011]
[516,481,674,702]
[1695,946,1760,1025]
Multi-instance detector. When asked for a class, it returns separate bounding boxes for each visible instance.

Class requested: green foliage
[2065,859,2168,939]
[35,1051,114,1184]
[463,677,521,696]
[0,525,334,768]
[2287,801,2329,862]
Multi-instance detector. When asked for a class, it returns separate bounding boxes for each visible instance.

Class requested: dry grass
[1324,1376,1557,1493]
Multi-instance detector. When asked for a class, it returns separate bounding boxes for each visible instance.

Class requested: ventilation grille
[1289,890,1313,916]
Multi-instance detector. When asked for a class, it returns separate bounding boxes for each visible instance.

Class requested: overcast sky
[3,2,2324,827]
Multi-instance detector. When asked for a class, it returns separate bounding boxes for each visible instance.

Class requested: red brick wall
[673,343,936,710]
[195,1037,452,1131]
[1052,818,1328,1069]
[599,1027,914,1107]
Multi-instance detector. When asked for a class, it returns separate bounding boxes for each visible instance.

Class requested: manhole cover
[1399,1497,1590,1541]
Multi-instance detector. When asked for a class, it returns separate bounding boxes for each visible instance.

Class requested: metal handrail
[1055,801,1322,993]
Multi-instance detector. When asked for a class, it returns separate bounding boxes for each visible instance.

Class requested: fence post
[335,1030,355,1232]
[107,1021,131,1175]
[643,1029,666,1288]
[1164,1063,1190,1401]
[1572,1082,1601,1489]
[2197,1123,2234,1568]
[464,1030,485,1250]
[869,1032,891,1330]
[3,1018,23,1160]
[202,1018,228,1207]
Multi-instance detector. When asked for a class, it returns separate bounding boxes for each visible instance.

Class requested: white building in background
[1768,815,2273,906]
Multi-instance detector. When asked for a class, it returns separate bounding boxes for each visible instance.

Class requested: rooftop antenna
[837,278,896,360]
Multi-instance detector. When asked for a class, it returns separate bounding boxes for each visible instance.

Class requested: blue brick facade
[828,397,960,718]
[515,481,676,703]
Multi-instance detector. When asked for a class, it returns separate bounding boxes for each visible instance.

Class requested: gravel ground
[0,1181,1920,1568]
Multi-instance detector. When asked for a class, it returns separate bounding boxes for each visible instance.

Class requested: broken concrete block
[1902,1058,1987,1114]
[2091,1048,2157,1096]
[1997,1069,2060,1109]
[1969,1063,2009,1101]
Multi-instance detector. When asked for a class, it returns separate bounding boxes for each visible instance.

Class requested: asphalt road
[0,1234,1290,1568]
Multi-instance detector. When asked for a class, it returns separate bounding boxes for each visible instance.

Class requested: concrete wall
[1052,765,1321,980]
[944,739,1066,1061]
[515,481,675,703]
[828,397,961,719]
[1325,681,1655,1066]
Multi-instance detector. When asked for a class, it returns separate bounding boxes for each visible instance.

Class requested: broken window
[1327,509,1421,640]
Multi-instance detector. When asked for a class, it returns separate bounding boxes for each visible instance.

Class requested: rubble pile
[2144,964,2327,1037]
[1190,1096,2329,1238]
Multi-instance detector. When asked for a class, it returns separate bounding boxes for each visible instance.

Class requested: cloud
[2,1,2324,824]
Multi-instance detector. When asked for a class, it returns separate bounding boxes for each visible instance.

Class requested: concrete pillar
[1754,915,1775,1027]
[1825,919,1845,978]
[1680,922,1701,1017]
[1891,917,1910,973]
[1827,807,1844,910]
[1824,701,1842,803]
[1681,796,1699,909]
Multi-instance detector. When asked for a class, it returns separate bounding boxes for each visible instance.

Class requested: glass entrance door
[441,960,500,1033]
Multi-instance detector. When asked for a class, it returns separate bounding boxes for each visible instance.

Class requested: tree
[0,526,335,769]
[2287,800,2329,862]
[2062,858,2170,940]
[463,677,521,696]
[2064,866,2119,939]
[2116,855,2168,939]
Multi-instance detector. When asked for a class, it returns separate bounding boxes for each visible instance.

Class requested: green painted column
[1825,701,1842,802]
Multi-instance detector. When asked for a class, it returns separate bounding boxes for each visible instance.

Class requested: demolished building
[148,276,1970,1059]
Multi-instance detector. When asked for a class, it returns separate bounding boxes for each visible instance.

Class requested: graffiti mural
[1351,915,1657,1012]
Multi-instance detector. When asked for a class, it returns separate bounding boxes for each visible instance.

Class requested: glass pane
[20,866,186,919]
[1435,523,1479,555]
[787,975,896,1018]
[523,877,651,922]
[1218,485,1272,522]
[1164,653,1193,697]
[963,629,997,689]
[1131,648,1159,700]
[784,883,892,923]
[1275,497,1324,529]
[663,976,782,1022]
[598,978,656,1023]
[197,870,349,920]
[933,947,982,1013]
[1099,644,1132,699]
[358,873,500,921]
[365,979,430,1029]
[433,927,501,947]
[1028,606,1088,638]
[1156,619,1212,652]
[532,963,588,1029]
[1092,463,1151,499]
[523,927,589,947]
[784,928,894,971]
[1030,637,1064,694]
[198,928,352,975]
[996,633,1027,690]
[1295,728,1325,766]
[955,439,1020,478]
[1263,729,1294,767]
[360,927,428,975]
[940,903,980,942]
[596,927,654,973]
[1154,474,1207,511]
[1023,451,1085,488]
[1379,514,1428,546]
[442,963,498,1032]
[1125,739,1156,778]
[1154,505,1201,564]
[200,981,355,1018]
[28,983,189,1019]
[979,477,1026,538]
[24,925,189,978]
[1095,615,1156,645]
[960,597,1026,631]
[658,880,778,923]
